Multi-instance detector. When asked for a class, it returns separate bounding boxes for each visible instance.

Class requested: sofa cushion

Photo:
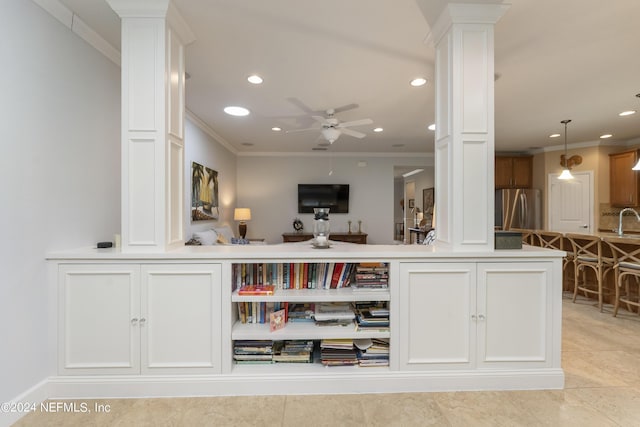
[193,229,218,245]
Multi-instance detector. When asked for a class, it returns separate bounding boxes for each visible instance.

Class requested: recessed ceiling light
[224,106,250,116]
[373,127,383,132]
[428,124,436,131]
[271,127,281,132]
[410,77,427,87]
[600,134,613,139]
[549,133,561,138]
[247,75,263,84]
[619,110,636,116]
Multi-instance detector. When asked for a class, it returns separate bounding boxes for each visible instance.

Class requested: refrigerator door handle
[519,193,527,228]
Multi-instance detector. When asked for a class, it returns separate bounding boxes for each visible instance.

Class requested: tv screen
[298,184,349,214]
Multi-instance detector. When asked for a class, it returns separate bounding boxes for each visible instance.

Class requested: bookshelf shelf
[231,360,390,375]
[232,320,390,341]
[231,288,390,303]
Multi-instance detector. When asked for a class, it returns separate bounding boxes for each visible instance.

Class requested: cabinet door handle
[131,318,138,326]
[139,318,146,326]
[471,314,477,321]
[478,314,486,321]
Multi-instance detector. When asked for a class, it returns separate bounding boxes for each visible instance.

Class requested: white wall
[184,118,237,239]
[0,0,120,402]
[237,155,432,244]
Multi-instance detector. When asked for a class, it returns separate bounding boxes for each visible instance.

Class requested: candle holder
[348,220,352,234]
[358,220,362,234]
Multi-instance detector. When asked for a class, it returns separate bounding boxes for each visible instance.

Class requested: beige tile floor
[14,294,640,427]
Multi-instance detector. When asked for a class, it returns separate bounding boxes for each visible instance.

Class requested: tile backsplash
[599,203,640,233]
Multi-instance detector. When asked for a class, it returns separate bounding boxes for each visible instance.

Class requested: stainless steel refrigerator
[495,188,542,230]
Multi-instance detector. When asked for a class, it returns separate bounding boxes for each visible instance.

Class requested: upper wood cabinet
[610,150,640,207]
[495,156,533,189]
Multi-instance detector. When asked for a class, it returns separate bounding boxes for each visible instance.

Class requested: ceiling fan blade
[340,128,366,139]
[332,103,359,114]
[337,118,373,128]
[285,126,320,134]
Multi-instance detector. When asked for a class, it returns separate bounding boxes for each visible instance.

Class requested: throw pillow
[193,229,218,245]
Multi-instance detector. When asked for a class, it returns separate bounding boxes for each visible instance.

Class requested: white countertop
[47,241,564,261]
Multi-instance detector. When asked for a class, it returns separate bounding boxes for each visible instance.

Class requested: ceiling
[59,0,640,155]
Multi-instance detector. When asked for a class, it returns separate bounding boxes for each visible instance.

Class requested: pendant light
[558,119,573,180]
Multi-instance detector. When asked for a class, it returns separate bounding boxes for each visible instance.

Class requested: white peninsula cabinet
[58,263,222,375]
[399,261,557,371]
[49,244,563,398]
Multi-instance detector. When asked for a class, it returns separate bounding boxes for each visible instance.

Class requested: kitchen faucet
[617,207,640,236]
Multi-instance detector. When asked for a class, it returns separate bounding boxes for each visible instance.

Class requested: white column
[107,0,194,252]
[429,3,509,251]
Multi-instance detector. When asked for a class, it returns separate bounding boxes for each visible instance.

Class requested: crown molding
[427,2,510,46]
[186,109,238,155]
[237,151,434,160]
[32,0,121,65]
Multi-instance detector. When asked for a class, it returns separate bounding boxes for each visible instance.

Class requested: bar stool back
[565,233,615,312]
[536,230,573,291]
[603,236,640,317]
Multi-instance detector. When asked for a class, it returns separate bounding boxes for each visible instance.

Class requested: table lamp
[234,208,251,239]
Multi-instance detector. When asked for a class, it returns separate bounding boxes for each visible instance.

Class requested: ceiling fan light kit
[286,107,373,144]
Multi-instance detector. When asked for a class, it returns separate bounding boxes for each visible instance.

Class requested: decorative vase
[313,208,330,247]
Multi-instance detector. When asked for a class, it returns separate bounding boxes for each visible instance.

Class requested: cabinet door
[495,157,513,189]
[476,262,552,369]
[399,263,476,370]
[511,157,532,188]
[59,264,140,375]
[141,264,222,374]
[610,151,638,207]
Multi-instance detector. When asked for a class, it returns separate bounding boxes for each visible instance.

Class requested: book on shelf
[270,309,286,332]
[237,284,275,295]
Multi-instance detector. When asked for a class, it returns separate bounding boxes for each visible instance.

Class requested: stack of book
[354,302,390,332]
[352,263,389,290]
[272,340,314,363]
[320,339,358,366]
[313,302,355,327]
[233,340,273,364]
[287,303,315,322]
[354,338,390,367]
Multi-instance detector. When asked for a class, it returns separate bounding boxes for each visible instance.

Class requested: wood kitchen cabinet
[610,150,640,207]
[495,156,532,189]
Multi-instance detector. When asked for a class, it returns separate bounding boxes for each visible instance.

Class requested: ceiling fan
[286,108,373,143]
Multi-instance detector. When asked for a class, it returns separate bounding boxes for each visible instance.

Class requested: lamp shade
[558,168,574,180]
[234,208,251,222]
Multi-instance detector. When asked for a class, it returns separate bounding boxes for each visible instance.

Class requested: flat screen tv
[298,184,349,214]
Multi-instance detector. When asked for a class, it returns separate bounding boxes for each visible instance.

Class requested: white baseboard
[47,369,564,399]
[0,379,49,427]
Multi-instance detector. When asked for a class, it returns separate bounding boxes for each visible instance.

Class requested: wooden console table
[282,232,367,244]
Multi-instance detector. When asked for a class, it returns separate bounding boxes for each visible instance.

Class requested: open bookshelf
[230,261,390,369]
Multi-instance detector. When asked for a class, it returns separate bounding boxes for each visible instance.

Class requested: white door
[399,263,476,370]
[59,264,140,375]
[477,262,551,369]
[548,171,593,233]
[141,264,222,374]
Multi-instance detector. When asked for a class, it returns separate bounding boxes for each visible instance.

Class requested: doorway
[548,171,593,234]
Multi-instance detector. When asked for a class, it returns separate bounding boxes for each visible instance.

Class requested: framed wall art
[191,162,219,221]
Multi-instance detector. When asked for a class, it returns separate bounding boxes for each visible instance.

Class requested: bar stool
[535,230,573,291]
[565,233,615,312]
[604,236,640,317]
[508,227,535,246]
